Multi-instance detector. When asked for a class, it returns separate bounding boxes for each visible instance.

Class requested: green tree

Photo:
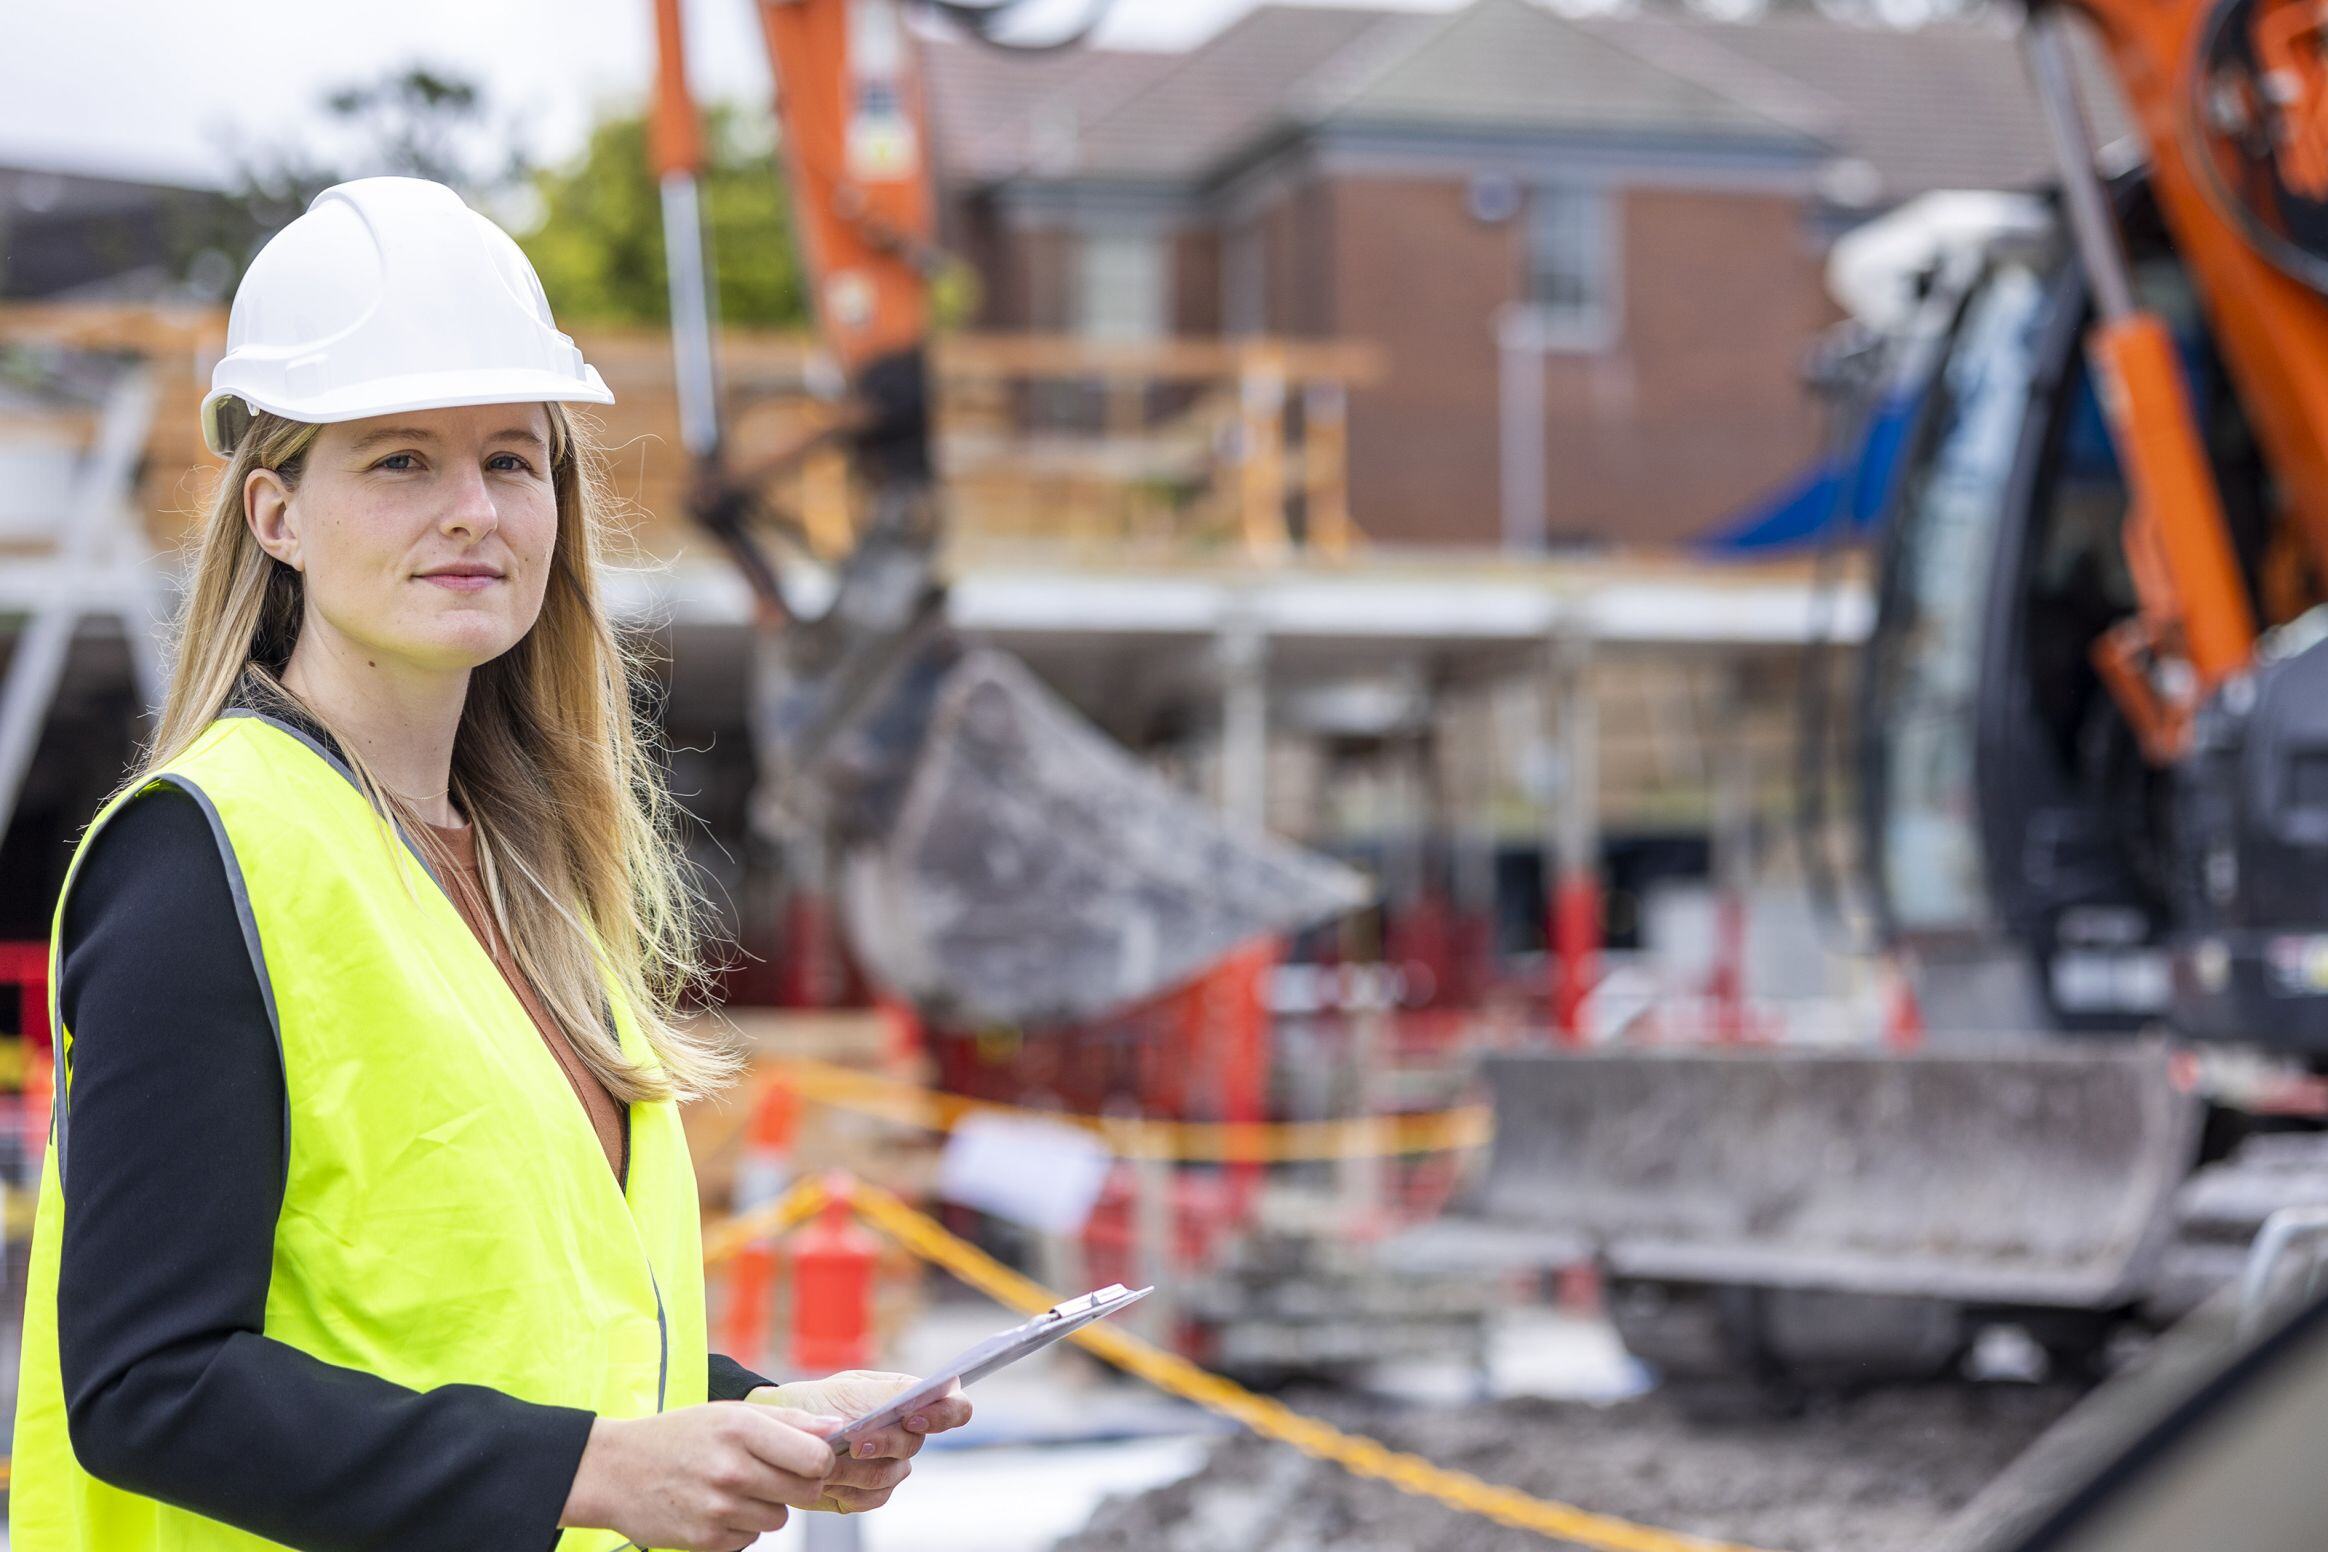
[518,104,806,329]
[164,65,536,299]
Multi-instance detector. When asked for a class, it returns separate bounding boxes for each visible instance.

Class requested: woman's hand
[558,1402,844,1552]
[747,1370,975,1514]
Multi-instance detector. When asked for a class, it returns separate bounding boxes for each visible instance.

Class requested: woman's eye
[375,452,418,472]
[489,454,534,474]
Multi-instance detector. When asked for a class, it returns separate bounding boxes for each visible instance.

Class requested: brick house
[925,0,2086,550]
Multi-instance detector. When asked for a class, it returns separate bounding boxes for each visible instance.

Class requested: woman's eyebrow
[346,426,437,454]
[345,427,547,453]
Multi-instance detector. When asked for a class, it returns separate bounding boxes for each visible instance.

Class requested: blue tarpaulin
[1695,388,1920,556]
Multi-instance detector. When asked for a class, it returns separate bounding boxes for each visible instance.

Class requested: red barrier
[1550,876,1602,1045]
[722,1240,778,1373]
[1,941,49,1174]
[789,1184,878,1372]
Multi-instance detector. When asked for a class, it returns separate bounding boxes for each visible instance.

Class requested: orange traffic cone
[719,1076,801,1373]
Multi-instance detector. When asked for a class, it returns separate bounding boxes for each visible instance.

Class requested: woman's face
[246,403,558,675]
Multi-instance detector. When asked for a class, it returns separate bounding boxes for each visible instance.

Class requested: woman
[9,175,966,1552]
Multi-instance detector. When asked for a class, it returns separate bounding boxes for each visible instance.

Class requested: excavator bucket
[837,649,1371,1028]
[1466,1044,2203,1307]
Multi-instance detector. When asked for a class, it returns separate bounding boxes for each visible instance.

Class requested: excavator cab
[1863,187,2290,1048]
[1445,195,2283,1381]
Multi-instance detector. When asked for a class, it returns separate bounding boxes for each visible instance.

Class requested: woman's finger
[715,1503,787,1546]
[903,1390,974,1435]
[837,1425,925,1462]
[824,1454,912,1495]
[820,1482,900,1514]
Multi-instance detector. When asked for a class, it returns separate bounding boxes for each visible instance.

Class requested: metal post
[659,173,723,460]
[1498,304,1550,552]
[2022,19,2137,324]
[1709,676,1754,1044]
[649,0,722,459]
[1218,616,1269,829]
[1547,624,1600,1043]
[0,367,155,841]
[1338,994,1390,1240]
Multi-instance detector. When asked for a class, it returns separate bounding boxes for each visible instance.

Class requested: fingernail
[855,1440,877,1458]
[906,1413,929,1432]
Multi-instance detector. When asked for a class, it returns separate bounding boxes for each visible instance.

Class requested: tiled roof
[1314,0,1822,145]
[928,6,1405,183]
[1573,9,2127,202]
[925,0,2126,202]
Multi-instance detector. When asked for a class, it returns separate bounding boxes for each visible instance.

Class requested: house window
[1075,229,1169,341]
[1523,185,1617,349]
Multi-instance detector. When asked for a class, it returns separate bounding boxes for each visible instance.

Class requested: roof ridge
[1068,2,1394,159]
[919,26,1183,185]
[1566,7,1846,143]
[1282,5,1481,123]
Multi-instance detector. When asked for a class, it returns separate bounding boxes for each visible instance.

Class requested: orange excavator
[1461,0,2328,1382]
[642,0,1364,1031]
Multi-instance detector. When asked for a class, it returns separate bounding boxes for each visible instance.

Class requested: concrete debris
[1053,1382,2085,1552]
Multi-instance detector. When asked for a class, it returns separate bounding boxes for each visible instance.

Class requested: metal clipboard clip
[819,1283,1155,1450]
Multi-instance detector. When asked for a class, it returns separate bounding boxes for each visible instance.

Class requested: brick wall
[951,168,1838,550]
[1330,173,1835,547]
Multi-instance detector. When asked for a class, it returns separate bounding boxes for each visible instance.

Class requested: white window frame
[1521,184,1620,353]
[1073,227,1171,342]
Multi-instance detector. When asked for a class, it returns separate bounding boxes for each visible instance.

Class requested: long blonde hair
[124,404,744,1105]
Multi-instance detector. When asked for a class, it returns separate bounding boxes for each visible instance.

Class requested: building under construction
[16,1,2328,1550]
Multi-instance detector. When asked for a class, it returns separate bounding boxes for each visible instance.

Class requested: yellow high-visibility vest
[10,709,708,1551]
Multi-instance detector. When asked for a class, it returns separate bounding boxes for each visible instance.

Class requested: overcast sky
[0,0,1460,191]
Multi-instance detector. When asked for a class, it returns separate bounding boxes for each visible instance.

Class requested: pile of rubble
[1056,1382,2085,1552]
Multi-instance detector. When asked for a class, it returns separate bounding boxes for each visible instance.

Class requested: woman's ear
[245,468,303,574]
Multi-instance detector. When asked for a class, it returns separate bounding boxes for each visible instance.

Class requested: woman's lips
[419,573,500,592]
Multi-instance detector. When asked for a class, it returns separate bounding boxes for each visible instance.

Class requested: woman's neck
[281,628,471,829]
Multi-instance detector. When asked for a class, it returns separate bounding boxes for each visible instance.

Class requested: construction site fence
[756,1053,1494,1162]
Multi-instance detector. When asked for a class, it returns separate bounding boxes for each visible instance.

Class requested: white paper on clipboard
[820,1283,1154,1450]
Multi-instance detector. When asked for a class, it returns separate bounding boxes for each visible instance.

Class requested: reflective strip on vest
[10,712,709,1552]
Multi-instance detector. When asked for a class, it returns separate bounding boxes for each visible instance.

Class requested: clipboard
[820,1282,1154,1450]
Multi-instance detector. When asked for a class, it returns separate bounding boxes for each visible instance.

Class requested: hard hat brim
[201,364,616,459]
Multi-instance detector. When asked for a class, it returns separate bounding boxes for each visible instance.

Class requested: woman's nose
[440,463,501,537]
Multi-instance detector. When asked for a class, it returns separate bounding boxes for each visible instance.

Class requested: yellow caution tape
[1,1172,1779,1552]
[701,1175,833,1267]
[767,1056,1493,1163]
[825,1173,1785,1552]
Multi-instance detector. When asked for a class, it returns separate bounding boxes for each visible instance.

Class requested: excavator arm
[641,0,1367,1027]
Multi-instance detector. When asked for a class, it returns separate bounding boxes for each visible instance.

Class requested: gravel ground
[1053,1382,2086,1552]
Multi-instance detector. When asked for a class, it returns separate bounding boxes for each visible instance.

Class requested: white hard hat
[200,176,613,458]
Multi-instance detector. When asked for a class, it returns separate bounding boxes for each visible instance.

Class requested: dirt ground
[1053,1382,2086,1552]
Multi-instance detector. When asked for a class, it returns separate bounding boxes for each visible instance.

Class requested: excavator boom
[645,0,1366,1026]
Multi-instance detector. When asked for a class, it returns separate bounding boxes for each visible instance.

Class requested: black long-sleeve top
[52,733,772,1551]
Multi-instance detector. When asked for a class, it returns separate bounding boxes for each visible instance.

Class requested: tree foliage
[517,104,806,330]
[169,68,806,333]
[211,66,535,271]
